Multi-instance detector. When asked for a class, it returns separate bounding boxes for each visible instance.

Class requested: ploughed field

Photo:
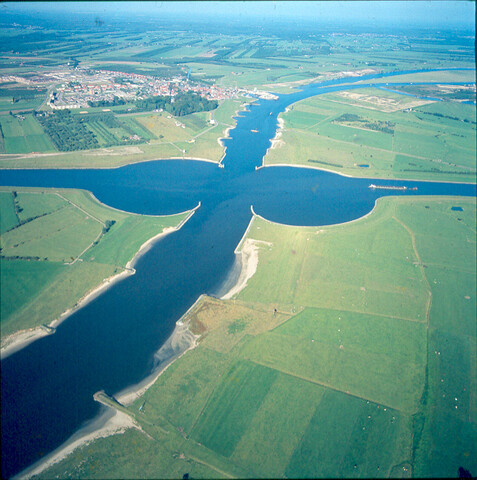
[36,195,476,479]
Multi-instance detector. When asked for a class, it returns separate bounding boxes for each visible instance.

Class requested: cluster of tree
[36,110,100,151]
[85,112,121,128]
[0,255,47,261]
[308,159,343,168]
[4,210,52,233]
[88,96,126,108]
[416,110,476,125]
[402,167,469,175]
[102,219,116,234]
[134,92,218,116]
[336,113,361,122]
[12,191,23,218]
[335,114,395,134]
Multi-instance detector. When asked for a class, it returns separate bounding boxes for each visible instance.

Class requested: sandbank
[221,211,272,300]
[221,238,265,300]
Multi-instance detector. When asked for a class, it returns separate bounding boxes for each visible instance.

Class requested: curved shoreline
[0,203,200,360]
[17,297,203,480]
[0,155,221,170]
[250,200,381,229]
[15,408,138,480]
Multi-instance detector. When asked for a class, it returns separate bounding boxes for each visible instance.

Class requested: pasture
[265,87,476,182]
[35,195,475,479]
[0,114,56,153]
[0,187,190,339]
[0,98,244,168]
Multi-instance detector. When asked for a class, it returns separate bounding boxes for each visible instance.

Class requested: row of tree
[88,96,126,108]
[133,92,218,116]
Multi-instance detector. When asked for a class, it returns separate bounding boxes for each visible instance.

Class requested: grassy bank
[34,195,476,478]
[264,82,476,183]
[0,98,247,168]
[0,187,191,343]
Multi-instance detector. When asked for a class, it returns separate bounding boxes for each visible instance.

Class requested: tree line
[133,92,218,116]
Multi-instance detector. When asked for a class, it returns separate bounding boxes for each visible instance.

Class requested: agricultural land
[0,19,475,169]
[34,195,476,479]
[0,11,475,480]
[264,74,476,183]
[0,187,191,347]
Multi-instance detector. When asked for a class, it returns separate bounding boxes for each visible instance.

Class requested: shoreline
[16,408,139,480]
[257,162,476,185]
[17,297,203,480]
[217,97,253,164]
[221,237,267,300]
[0,154,221,170]
[1,203,200,360]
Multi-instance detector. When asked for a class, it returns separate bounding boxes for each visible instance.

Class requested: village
[0,66,277,111]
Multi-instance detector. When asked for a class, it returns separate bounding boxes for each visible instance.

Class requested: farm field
[264,86,476,183]
[36,195,476,479]
[0,98,245,168]
[0,187,191,342]
[0,114,56,154]
[0,86,47,114]
[352,68,476,86]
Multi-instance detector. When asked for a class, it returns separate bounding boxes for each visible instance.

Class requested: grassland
[265,85,476,183]
[0,98,245,168]
[0,113,56,154]
[0,187,190,343]
[35,195,476,479]
[0,85,47,113]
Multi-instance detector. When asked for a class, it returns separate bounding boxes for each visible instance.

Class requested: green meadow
[265,85,476,183]
[0,114,56,154]
[36,195,476,479]
[0,98,245,168]
[0,188,190,341]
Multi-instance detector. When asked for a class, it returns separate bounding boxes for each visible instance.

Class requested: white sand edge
[221,238,267,300]
[1,204,200,359]
[17,410,139,480]
[17,298,203,479]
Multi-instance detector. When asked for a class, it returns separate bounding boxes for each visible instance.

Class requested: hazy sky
[4,1,476,28]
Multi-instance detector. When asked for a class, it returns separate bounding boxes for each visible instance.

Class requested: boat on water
[369,184,418,191]
[251,129,259,133]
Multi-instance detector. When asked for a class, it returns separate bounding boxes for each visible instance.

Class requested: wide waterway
[1,69,476,478]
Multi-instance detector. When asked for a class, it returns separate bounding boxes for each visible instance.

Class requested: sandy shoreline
[1,204,200,359]
[260,112,287,167]
[269,116,285,150]
[16,297,202,480]
[221,211,271,300]
[16,409,139,479]
[221,238,265,300]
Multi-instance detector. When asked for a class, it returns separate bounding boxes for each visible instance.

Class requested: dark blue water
[1,69,476,478]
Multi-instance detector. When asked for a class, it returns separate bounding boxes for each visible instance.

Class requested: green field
[0,86,47,113]
[36,195,476,479]
[0,187,191,341]
[265,86,476,182]
[0,98,246,168]
[0,114,56,153]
